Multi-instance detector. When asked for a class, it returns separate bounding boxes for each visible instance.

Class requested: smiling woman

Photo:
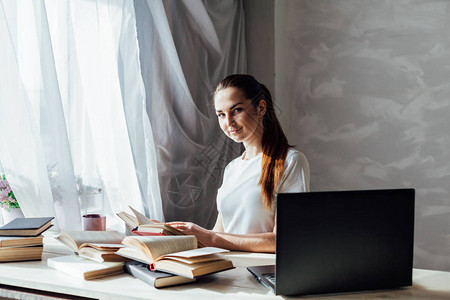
[167,74,310,253]
[215,88,265,146]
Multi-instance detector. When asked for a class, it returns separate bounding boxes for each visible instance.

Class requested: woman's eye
[233,108,242,113]
[217,113,225,118]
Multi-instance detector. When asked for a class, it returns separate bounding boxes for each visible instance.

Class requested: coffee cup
[82,214,106,231]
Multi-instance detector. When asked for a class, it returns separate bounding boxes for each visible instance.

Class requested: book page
[129,206,154,225]
[142,224,205,248]
[138,223,165,230]
[116,247,151,264]
[116,212,138,229]
[138,223,183,235]
[79,247,127,263]
[82,243,125,251]
[122,235,197,261]
[161,224,186,235]
[157,253,226,264]
[152,257,233,278]
[161,247,229,259]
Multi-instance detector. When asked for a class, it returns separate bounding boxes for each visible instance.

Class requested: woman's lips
[229,127,242,134]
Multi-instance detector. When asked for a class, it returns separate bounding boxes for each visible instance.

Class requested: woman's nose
[225,115,235,126]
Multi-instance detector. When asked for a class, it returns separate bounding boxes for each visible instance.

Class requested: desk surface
[0,232,449,300]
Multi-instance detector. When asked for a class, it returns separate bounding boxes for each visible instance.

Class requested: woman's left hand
[166,222,215,246]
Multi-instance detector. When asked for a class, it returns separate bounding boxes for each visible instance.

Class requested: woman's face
[214,87,265,145]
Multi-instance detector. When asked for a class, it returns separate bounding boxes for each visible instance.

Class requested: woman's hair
[214,74,290,209]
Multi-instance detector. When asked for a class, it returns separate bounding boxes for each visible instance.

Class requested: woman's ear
[258,100,267,118]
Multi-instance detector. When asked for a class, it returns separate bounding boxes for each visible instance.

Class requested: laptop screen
[275,189,414,296]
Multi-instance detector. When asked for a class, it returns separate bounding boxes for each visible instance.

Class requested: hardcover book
[116,235,233,279]
[0,245,43,262]
[0,217,54,236]
[124,261,196,288]
[47,255,124,280]
[0,235,43,248]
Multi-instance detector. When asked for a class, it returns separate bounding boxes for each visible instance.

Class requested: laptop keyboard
[263,273,276,285]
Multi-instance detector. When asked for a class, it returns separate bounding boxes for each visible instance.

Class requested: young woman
[168,74,310,253]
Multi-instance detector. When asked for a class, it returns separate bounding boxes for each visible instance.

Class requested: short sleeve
[276,149,310,193]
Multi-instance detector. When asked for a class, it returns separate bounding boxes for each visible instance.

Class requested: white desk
[0,232,449,300]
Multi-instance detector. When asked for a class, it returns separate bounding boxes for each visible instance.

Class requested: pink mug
[82,214,106,231]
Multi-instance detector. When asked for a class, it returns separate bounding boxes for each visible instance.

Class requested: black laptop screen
[275,189,414,296]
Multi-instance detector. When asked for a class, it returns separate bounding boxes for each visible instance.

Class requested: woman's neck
[242,125,264,160]
[242,143,262,160]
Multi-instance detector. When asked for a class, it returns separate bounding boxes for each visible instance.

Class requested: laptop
[248,189,415,296]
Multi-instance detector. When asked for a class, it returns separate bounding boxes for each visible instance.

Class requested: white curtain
[0,0,162,230]
[0,0,61,225]
[0,0,246,230]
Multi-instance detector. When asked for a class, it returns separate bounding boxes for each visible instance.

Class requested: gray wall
[272,0,450,271]
[243,0,275,92]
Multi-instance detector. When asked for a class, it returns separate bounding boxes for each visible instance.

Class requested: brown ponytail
[215,74,290,209]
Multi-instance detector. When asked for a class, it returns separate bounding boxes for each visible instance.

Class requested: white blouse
[216,148,310,234]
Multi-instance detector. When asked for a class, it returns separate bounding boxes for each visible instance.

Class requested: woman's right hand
[167,221,216,247]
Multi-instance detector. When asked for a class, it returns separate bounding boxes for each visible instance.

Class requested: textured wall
[275,0,450,271]
[243,0,275,93]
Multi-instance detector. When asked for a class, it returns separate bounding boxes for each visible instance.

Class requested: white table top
[0,231,449,300]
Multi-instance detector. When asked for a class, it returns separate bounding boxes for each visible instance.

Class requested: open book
[56,231,127,263]
[116,235,233,279]
[117,206,205,247]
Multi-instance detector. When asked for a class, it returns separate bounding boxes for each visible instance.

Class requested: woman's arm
[211,213,277,253]
[167,220,276,253]
[212,231,275,253]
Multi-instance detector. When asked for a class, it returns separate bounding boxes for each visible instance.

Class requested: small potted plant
[0,174,24,223]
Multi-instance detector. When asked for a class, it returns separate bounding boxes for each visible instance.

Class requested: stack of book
[116,207,234,288]
[48,230,128,280]
[46,208,234,287]
[117,235,234,288]
[0,217,54,262]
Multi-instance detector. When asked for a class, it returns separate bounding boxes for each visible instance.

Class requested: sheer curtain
[0,0,161,230]
[0,0,246,230]
[135,0,246,228]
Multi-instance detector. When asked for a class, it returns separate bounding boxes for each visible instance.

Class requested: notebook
[248,189,415,296]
